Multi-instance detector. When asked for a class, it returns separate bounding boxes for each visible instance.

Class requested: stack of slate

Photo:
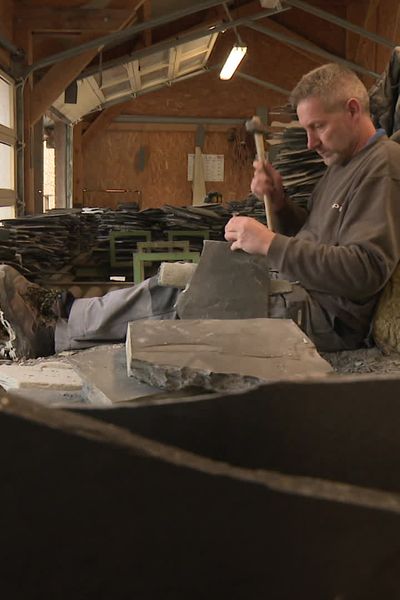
[85,205,232,255]
[226,196,268,224]
[0,211,98,277]
[85,207,158,242]
[269,118,326,210]
[160,204,229,250]
[0,230,19,271]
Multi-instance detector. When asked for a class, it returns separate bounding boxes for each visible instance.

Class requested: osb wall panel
[273,0,348,57]
[78,5,363,211]
[79,26,323,209]
[346,0,399,84]
[114,28,323,120]
[0,0,13,68]
[82,128,253,209]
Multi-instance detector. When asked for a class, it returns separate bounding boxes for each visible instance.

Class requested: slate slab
[126,318,332,392]
[176,240,270,319]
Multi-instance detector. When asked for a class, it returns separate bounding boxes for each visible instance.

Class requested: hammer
[245,115,274,231]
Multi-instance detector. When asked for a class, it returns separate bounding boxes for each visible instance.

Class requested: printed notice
[187,154,224,182]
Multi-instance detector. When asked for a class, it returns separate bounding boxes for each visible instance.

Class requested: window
[0,71,16,209]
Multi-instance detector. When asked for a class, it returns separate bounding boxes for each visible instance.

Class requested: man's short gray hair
[290,63,370,113]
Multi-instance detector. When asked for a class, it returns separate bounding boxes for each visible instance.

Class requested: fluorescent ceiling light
[219,44,247,80]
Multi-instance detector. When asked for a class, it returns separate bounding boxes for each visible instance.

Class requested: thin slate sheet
[127,318,332,392]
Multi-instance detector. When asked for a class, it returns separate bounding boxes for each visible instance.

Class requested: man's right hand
[251,160,286,213]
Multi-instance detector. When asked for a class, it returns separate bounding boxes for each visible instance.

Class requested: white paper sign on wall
[187,154,224,182]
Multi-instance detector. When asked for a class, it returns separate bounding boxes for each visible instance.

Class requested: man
[226,62,400,351]
[1,62,400,359]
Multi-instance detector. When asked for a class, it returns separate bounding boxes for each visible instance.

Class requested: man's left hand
[224,216,275,254]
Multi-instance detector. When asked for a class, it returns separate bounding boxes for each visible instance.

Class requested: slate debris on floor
[323,346,400,375]
[0,342,400,410]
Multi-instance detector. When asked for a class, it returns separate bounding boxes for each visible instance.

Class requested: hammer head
[245,115,268,135]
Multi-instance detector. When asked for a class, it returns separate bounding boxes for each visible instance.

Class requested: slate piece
[66,344,158,404]
[126,318,333,392]
[177,240,270,319]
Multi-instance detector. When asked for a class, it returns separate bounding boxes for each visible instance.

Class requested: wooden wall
[78,24,325,209]
[0,0,13,69]
[82,125,255,209]
[2,0,400,213]
[346,0,400,85]
[79,0,400,210]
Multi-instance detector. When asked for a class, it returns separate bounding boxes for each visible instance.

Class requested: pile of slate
[159,205,229,250]
[84,205,231,254]
[225,195,268,224]
[0,211,98,277]
[269,121,326,210]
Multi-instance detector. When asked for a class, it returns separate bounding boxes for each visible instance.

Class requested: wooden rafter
[82,104,128,148]
[139,0,152,47]
[30,37,105,126]
[81,0,323,149]
[353,0,379,69]
[14,8,136,33]
[394,4,400,42]
[18,0,91,6]
[29,1,141,126]
[82,1,156,146]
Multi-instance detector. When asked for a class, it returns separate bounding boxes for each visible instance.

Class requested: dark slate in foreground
[2,375,400,598]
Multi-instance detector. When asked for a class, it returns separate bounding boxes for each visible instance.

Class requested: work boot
[0,265,63,360]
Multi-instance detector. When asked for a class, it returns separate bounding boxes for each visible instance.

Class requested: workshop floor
[323,345,400,375]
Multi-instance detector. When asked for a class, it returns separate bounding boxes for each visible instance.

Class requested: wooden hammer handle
[254,132,274,232]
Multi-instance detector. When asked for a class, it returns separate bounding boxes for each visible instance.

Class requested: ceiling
[52,30,220,122]
[8,0,393,125]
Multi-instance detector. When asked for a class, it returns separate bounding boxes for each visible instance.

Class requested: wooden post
[73,121,84,207]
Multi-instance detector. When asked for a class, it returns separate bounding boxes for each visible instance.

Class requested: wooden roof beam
[29,1,140,126]
[14,8,136,33]
[139,1,152,47]
[82,104,127,149]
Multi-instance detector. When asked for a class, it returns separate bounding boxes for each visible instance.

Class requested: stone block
[126,318,332,391]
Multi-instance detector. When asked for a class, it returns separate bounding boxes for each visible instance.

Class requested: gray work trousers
[55,276,349,354]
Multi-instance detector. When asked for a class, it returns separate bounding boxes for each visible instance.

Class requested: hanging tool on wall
[245,115,274,231]
[192,125,206,205]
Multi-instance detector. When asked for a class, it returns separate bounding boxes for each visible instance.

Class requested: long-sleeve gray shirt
[267,135,400,338]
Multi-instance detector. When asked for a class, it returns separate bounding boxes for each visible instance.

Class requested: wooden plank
[375,0,400,74]
[82,104,128,148]
[248,16,324,67]
[192,146,206,205]
[54,121,67,209]
[81,126,254,209]
[73,121,84,207]
[17,0,90,6]
[13,8,135,32]
[13,23,34,215]
[29,1,139,126]
[346,0,378,84]
[33,117,44,214]
[30,34,103,127]
[108,123,239,132]
[0,0,13,68]
[139,0,152,47]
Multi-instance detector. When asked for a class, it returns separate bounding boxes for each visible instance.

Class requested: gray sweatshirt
[268,135,400,340]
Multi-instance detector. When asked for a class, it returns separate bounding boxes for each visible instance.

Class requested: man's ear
[347,97,362,118]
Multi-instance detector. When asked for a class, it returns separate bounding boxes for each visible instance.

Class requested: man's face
[297,96,358,166]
